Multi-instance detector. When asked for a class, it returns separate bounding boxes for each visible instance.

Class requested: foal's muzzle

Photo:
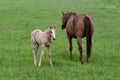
[53,38,56,40]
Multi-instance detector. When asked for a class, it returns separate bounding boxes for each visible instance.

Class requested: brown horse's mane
[65,12,77,20]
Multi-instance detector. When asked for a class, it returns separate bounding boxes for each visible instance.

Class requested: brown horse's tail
[84,16,93,62]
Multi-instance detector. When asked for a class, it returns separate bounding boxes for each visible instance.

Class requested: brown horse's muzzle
[62,25,66,29]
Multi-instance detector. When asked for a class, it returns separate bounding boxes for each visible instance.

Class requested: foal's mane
[44,28,51,35]
[43,28,52,43]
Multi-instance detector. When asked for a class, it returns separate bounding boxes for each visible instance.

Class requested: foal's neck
[44,29,52,42]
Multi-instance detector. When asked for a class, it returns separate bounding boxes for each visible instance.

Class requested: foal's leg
[67,36,73,59]
[32,43,39,66]
[31,35,39,66]
[47,46,52,66]
[77,37,84,64]
[38,45,45,67]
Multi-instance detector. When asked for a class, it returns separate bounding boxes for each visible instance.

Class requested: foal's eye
[49,31,52,34]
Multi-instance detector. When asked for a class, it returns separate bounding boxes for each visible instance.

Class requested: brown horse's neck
[66,12,77,21]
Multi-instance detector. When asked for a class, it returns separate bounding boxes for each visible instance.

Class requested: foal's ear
[50,26,56,29]
[62,10,64,16]
[54,26,56,29]
[50,26,52,29]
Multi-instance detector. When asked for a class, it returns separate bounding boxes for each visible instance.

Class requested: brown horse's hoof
[79,61,84,64]
[80,59,84,64]
[70,56,73,59]
[86,60,89,63]
[86,58,90,63]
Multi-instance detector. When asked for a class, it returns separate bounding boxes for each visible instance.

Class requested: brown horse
[61,11,94,64]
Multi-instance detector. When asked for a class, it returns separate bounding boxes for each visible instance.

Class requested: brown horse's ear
[62,10,64,15]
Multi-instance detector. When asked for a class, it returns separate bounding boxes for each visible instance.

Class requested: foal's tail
[31,30,38,45]
[84,16,94,62]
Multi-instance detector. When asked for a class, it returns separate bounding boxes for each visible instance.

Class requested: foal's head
[49,26,56,40]
[61,11,77,29]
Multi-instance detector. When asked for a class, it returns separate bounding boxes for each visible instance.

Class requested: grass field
[0,0,120,80]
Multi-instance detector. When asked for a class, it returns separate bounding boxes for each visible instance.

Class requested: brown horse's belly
[67,31,76,38]
[82,34,86,38]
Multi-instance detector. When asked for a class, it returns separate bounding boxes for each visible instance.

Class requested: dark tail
[84,16,92,62]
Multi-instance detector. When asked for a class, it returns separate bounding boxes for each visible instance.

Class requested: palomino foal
[31,26,56,67]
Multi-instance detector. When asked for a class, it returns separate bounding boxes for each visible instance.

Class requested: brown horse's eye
[64,19,66,22]
[62,19,66,23]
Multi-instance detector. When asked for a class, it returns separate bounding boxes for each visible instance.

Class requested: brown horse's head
[61,11,77,29]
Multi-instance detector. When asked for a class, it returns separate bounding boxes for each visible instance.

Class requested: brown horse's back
[73,14,86,38]
[66,14,87,38]
[73,14,93,37]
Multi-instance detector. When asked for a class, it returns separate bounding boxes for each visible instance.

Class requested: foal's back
[31,29,44,44]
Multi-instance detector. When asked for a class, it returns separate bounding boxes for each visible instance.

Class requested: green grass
[0,0,120,80]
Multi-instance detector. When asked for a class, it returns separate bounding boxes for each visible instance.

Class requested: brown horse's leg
[67,36,73,59]
[77,37,84,64]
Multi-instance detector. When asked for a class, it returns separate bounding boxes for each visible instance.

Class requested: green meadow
[0,0,120,80]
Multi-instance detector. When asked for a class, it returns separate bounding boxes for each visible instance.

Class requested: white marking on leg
[33,52,37,66]
[38,45,45,67]
[38,58,42,67]
[32,45,37,66]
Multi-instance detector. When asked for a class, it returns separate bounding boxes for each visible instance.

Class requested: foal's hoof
[38,65,41,67]
[50,61,53,66]
[38,63,41,67]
